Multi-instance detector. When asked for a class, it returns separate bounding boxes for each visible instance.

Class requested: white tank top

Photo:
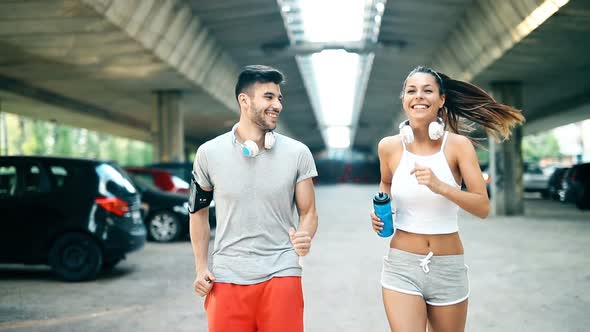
[390,132,461,234]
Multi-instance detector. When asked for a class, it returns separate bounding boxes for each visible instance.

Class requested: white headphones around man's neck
[399,117,445,144]
[231,123,276,157]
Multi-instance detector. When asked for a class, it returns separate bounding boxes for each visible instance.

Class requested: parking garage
[1,0,589,331]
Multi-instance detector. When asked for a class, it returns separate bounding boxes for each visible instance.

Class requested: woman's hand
[370,210,384,233]
[410,163,446,195]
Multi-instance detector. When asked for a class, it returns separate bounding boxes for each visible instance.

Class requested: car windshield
[96,163,137,196]
[128,173,160,192]
[524,164,543,174]
[171,175,189,189]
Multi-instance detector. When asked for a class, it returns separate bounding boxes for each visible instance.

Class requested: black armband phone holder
[188,171,213,214]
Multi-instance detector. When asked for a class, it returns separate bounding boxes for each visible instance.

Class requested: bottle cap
[373,192,390,204]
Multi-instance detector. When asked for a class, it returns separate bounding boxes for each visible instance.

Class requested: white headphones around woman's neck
[399,117,445,144]
[231,123,276,157]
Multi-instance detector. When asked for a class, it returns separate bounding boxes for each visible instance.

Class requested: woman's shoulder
[378,135,402,156]
[446,132,472,144]
[446,132,475,153]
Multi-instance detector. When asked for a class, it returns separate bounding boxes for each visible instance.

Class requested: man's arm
[190,207,210,272]
[189,187,216,296]
[291,178,318,256]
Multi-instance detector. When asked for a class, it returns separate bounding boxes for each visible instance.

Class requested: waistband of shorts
[387,247,464,263]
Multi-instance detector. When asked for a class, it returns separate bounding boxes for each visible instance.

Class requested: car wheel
[147,211,181,242]
[102,258,122,272]
[49,233,102,282]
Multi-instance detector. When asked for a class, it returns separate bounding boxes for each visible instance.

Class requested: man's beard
[251,105,276,131]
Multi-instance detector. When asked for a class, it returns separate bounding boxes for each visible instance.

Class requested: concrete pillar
[152,91,185,163]
[0,111,7,156]
[490,82,524,216]
[488,133,497,216]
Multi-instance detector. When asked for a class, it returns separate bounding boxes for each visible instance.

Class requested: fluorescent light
[299,0,366,42]
[277,0,387,149]
[310,50,359,126]
[325,127,351,149]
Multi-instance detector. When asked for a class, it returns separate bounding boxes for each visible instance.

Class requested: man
[189,65,318,332]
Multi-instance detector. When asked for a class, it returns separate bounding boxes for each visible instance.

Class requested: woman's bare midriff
[390,229,464,256]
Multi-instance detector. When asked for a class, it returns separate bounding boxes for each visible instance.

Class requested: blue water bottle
[373,192,394,237]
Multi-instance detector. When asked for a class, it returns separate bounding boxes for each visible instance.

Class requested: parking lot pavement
[0,241,209,332]
[1,184,588,332]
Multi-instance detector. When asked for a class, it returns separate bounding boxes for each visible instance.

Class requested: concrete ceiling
[354,0,476,151]
[0,0,239,145]
[0,0,589,154]
[474,0,590,135]
[184,0,323,149]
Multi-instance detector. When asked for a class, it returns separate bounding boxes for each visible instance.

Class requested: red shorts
[204,276,303,332]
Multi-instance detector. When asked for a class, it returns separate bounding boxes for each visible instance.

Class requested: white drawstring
[419,252,434,273]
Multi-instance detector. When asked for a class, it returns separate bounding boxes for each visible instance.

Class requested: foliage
[522,132,562,163]
[0,112,153,166]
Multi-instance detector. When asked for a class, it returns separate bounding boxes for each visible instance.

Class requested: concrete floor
[0,184,588,331]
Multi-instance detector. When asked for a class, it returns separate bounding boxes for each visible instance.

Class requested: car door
[0,160,55,262]
[0,161,23,262]
[19,161,57,262]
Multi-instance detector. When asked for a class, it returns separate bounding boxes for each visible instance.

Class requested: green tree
[54,125,73,156]
[31,120,49,155]
[2,112,153,165]
[21,119,38,155]
[86,131,101,159]
[5,113,19,155]
[522,131,561,163]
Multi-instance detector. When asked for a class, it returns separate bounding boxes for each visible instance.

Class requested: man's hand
[289,227,312,256]
[194,269,216,297]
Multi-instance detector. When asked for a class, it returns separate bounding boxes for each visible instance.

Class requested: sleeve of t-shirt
[192,145,212,188]
[296,145,318,183]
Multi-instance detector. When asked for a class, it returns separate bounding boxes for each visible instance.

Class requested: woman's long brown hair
[402,66,525,142]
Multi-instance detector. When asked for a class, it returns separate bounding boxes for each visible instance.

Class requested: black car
[0,156,146,281]
[547,167,569,201]
[130,174,216,243]
[560,163,590,210]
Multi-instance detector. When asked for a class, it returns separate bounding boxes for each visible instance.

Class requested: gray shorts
[381,248,469,306]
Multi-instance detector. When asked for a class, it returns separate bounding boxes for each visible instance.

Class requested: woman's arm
[372,137,398,231]
[412,135,490,218]
[377,137,396,196]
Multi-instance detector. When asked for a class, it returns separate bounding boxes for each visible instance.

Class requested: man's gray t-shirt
[193,130,317,285]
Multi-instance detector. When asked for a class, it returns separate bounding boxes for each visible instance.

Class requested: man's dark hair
[234,65,285,101]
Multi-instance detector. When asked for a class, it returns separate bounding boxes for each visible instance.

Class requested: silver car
[523,163,550,198]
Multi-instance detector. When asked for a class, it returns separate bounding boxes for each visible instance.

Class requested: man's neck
[236,120,265,146]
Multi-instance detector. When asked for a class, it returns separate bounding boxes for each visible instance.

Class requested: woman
[371,65,524,332]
